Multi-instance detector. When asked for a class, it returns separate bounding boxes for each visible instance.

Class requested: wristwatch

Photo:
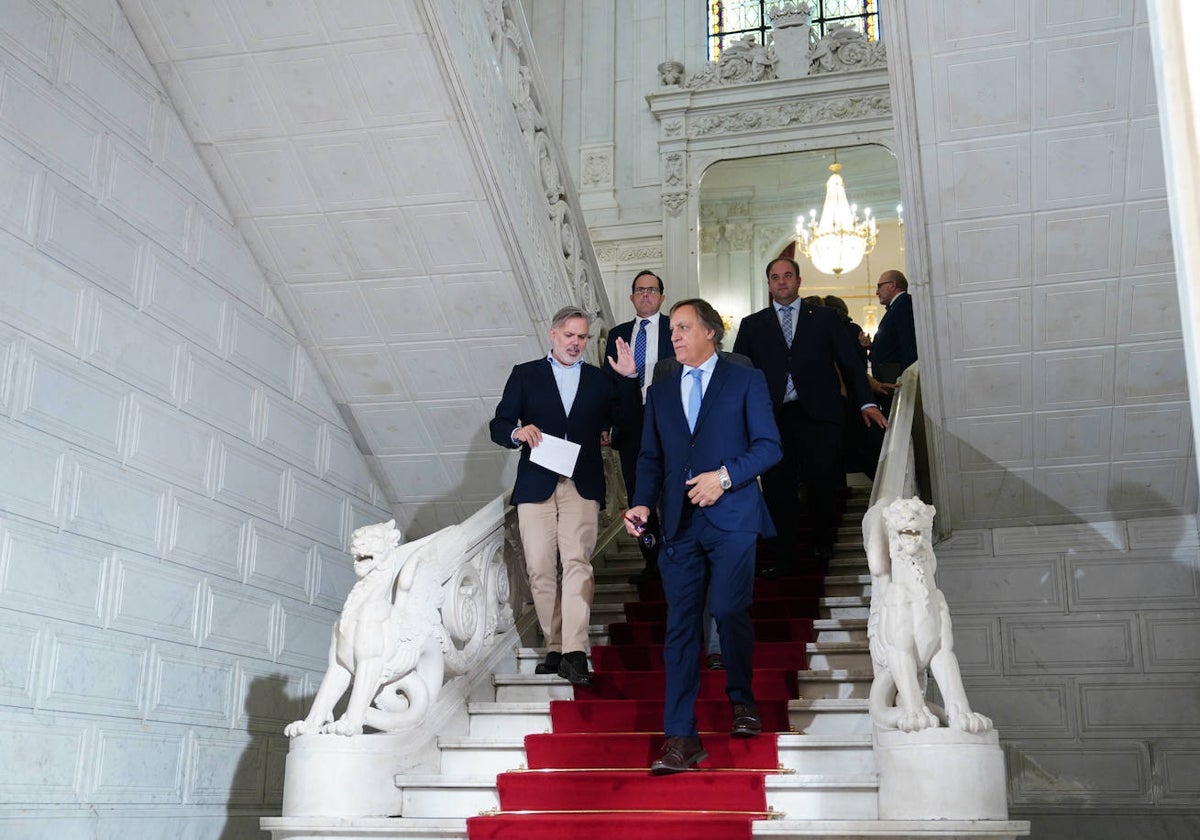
[718,466,732,490]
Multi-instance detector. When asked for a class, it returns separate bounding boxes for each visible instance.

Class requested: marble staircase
[263,488,1028,840]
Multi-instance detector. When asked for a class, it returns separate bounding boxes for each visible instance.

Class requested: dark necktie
[780,306,797,402]
[634,318,649,388]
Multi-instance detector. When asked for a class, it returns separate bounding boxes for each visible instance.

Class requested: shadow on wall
[940,433,1197,530]
[219,674,327,840]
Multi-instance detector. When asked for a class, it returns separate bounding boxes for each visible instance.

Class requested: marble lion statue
[863,497,992,734]
[285,520,451,737]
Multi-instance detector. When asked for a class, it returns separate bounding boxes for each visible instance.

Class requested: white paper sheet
[529,433,580,477]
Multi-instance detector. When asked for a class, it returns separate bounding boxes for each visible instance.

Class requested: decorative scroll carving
[726,221,754,250]
[863,498,993,734]
[593,244,619,263]
[663,193,688,216]
[658,60,685,87]
[809,23,887,74]
[581,147,613,189]
[684,35,778,88]
[440,0,611,322]
[756,223,794,258]
[664,119,683,137]
[690,93,891,137]
[617,244,664,262]
[664,152,685,188]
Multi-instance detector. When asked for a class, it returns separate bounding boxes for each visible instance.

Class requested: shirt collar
[682,351,719,377]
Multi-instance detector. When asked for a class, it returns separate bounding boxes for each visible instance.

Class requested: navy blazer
[732,301,874,424]
[870,292,918,383]
[490,358,635,508]
[633,357,782,541]
[604,313,672,452]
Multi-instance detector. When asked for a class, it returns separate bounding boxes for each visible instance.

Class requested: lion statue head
[349,519,402,578]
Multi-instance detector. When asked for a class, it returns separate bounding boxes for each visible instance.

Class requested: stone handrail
[868,362,924,507]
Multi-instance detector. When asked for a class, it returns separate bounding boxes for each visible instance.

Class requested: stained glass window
[707,1,880,61]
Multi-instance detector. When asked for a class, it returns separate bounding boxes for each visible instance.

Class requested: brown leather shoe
[731,702,762,737]
[650,735,708,775]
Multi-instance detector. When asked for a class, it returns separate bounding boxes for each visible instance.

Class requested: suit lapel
[538,359,570,423]
[657,313,673,358]
[661,366,689,434]
[692,358,728,435]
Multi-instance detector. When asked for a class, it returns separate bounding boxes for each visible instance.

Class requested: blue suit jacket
[733,301,874,423]
[490,358,636,508]
[870,292,917,382]
[604,313,672,452]
[633,356,782,541]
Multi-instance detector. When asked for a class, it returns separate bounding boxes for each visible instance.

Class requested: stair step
[492,673,580,702]
[260,814,1029,840]
[789,698,872,735]
[819,596,870,619]
[812,618,868,643]
[754,819,1032,838]
[393,775,498,818]
[796,669,873,700]
[806,641,871,670]
[261,816,468,839]
[437,738,526,776]
[764,773,879,820]
[593,581,638,601]
[465,701,550,737]
[823,574,872,598]
[777,733,875,774]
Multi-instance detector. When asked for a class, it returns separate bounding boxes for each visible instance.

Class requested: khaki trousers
[517,478,599,653]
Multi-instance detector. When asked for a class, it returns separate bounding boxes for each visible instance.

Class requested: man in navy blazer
[491,306,636,686]
[604,270,673,583]
[625,298,782,774]
[870,269,918,389]
[733,257,887,574]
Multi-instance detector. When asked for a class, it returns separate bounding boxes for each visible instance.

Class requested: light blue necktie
[687,368,704,433]
[634,318,649,388]
[780,305,798,402]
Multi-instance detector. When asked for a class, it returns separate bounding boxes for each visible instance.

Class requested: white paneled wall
[939,514,1200,836]
[0,1,391,836]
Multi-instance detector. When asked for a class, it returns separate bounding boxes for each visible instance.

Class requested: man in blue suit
[491,306,636,686]
[733,257,887,574]
[624,298,782,774]
[604,270,673,583]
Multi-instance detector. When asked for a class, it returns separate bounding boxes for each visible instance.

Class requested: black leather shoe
[650,735,708,775]
[556,650,593,686]
[731,702,762,737]
[534,651,562,675]
[706,653,724,670]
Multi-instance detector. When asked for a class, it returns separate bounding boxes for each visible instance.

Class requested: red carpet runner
[466,564,824,840]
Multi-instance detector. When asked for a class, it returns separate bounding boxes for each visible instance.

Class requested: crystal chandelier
[795,153,878,276]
